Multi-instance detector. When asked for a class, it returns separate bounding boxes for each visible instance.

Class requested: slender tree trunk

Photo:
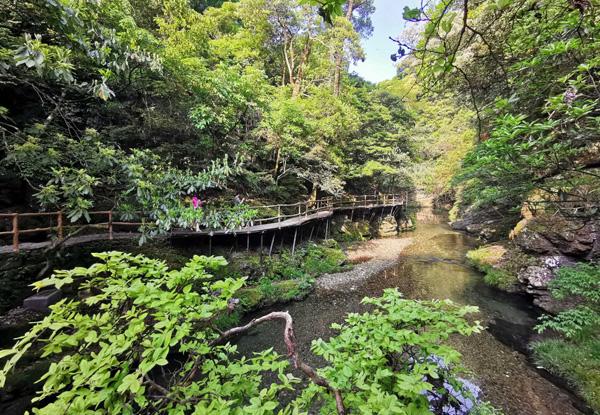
[333,0,355,96]
[309,183,318,203]
[292,36,312,98]
[274,147,281,177]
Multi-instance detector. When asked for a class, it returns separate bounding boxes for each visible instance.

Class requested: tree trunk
[333,0,355,96]
[274,147,281,177]
[292,36,312,98]
[309,183,318,203]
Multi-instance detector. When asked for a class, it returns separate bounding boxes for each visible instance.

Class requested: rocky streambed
[236,208,587,415]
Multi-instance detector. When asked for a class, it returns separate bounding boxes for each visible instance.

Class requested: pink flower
[192,196,200,209]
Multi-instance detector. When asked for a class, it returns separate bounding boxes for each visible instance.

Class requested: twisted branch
[212,311,346,415]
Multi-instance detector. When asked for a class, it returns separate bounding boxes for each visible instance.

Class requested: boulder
[450,206,520,242]
[516,255,577,313]
[331,215,371,241]
[518,266,553,288]
[514,229,555,254]
[515,215,598,258]
[371,215,398,237]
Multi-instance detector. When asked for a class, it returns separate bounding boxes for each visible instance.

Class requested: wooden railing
[0,192,410,253]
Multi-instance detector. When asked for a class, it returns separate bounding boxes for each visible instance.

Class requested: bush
[0,252,296,414]
[0,255,492,415]
[306,289,484,413]
[532,338,600,411]
[534,263,600,411]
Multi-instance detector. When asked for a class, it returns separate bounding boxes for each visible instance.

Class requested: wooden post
[260,231,264,263]
[12,213,19,253]
[309,225,314,241]
[269,232,276,257]
[291,228,298,256]
[246,233,250,252]
[108,210,113,240]
[298,204,301,217]
[278,206,281,222]
[57,211,63,240]
[209,235,213,256]
[364,194,367,208]
[325,219,329,240]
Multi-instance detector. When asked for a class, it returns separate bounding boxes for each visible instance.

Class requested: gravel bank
[316,237,414,290]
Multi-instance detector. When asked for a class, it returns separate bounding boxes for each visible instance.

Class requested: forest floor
[316,237,414,290]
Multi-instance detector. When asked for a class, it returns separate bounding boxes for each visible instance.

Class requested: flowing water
[236,208,585,415]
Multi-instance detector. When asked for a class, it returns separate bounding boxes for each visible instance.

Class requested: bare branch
[212,311,346,415]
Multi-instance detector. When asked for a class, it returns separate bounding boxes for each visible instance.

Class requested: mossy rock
[466,245,506,268]
[466,245,518,290]
[237,279,307,310]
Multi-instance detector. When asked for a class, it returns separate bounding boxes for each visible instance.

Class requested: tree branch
[211,311,346,415]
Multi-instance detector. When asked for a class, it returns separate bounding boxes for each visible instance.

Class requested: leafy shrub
[0,252,299,414]
[305,289,484,414]
[258,276,278,298]
[226,242,347,285]
[0,255,492,415]
[536,263,600,339]
[534,263,600,411]
[302,243,347,276]
[466,246,516,290]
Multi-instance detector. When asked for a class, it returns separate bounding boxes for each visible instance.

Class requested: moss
[482,269,516,289]
[238,287,264,309]
[532,338,600,412]
[335,221,370,242]
[466,245,506,267]
[466,245,517,290]
[222,241,347,284]
[237,279,308,310]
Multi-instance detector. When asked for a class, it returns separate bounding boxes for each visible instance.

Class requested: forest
[0,0,598,414]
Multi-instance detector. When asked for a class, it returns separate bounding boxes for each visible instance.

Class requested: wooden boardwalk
[0,193,410,254]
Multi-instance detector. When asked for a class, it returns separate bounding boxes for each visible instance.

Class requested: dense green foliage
[465,246,515,290]
[0,0,413,233]
[533,263,600,411]
[401,0,600,211]
[380,75,475,202]
[394,3,600,410]
[307,289,483,413]
[0,253,486,414]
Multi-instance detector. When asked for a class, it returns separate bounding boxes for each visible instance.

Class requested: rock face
[517,255,577,313]
[514,216,599,258]
[371,215,398,237]
[455,196,599,313]
[451,205,520,242]
[331,215,371,241]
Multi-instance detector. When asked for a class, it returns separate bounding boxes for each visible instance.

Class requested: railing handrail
[0,192,411,253]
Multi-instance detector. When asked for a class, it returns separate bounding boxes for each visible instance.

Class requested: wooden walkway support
[0,193,411,254]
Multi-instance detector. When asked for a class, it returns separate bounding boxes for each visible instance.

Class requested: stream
[236,207,584,415]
